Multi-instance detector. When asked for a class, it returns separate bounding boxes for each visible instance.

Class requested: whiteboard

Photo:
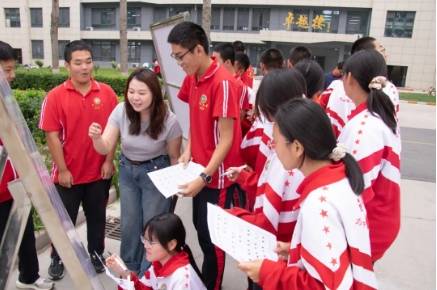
[151,13,190,138]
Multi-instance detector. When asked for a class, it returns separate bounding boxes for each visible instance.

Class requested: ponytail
[343,49,398,134]
[368,88,397,134]
[341,153,364,195]
[181,244,205,284]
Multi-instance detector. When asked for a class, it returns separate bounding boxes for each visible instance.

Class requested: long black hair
[143,213,203,282]
[294,59,324,99]
[275,98,364,195]
[343,49,397,134]
[124,68,167,139]
[255,68,306,120]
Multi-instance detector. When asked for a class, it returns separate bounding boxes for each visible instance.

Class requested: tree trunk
[50,0,59,73]
[119,0,128,76]
[202,0,211,41]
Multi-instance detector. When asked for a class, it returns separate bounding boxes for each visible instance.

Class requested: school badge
[199,94,208,110]
[158,284,167,290]
[92,96,102,110]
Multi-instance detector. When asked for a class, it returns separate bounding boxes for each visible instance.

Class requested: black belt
[124,155,166,166]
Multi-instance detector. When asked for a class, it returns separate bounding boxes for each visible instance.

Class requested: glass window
[223,8,235,31]
[196,7,202,25]
[292,9,310,32]
[387,65,408,86]
[153,7,167,23]
[312,9,339,33]
[211,7,221,30]
[384,11,415,38]
[31,40,44,59]
[128,41,141,62]
[252,8,270,31]
[346,11,369,34]
[58,40,69,59]
[169,6,191,17]
[127,7,141,28]
[92,8,116,27]
[59,7,70,27]
[237,8,249,31]
[30,8,43,27]
[4,8,21,27]
[90,40,116,61]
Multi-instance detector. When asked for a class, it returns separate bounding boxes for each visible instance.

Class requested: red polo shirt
[241,65,254,88]
[39,79,118,185]
[178,59,243,189]
[0,139,16,203]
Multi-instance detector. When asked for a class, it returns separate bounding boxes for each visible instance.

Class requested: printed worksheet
[207,203,278,262]
[148,161,205,198]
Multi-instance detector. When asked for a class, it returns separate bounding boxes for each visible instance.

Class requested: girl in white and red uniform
[238,98,377,290]
[106,213,206,290]
[339,49,401,262]
[229,69,307,243]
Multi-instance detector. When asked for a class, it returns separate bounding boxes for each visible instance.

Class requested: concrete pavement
[4,102,436,289]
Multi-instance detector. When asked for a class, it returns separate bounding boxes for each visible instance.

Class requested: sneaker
[16,277,54,290]
[91,253,105,274]
[48,256,64,281]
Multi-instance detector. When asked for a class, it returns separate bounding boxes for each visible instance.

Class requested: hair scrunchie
[329,143,347,162]
[368,76,387,90]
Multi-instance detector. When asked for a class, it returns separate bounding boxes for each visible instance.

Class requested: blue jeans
[119,154,172,274]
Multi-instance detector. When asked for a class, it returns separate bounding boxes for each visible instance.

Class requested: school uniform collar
[196,58,220,84]
[152,251,189,278]
[293,162,346,210]
[64,78,101,93]
[348,102,367,121]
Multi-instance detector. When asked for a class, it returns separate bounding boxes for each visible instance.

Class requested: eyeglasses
[140,236,160,247]
[170,45,197,63]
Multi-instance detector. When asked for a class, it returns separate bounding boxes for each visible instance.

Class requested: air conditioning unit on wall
[85,26,94,31]
[133,26,141,31]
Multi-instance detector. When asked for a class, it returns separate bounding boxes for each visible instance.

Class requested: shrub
[12,69,127,96]
[35,60,44,68]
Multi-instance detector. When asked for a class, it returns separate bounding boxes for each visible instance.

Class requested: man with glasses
[168,22,243,290]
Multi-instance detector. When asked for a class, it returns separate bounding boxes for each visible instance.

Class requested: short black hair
[351,36,376,55]
[213,43,235,64]
[168,21,209,54]
[260,48,283,70]
[294,59,325,99]
[232,40,245,52]
[235,52,250,71]
[64,40,93,63]
[337,61,344,70]
[0,41,15,62]
[288,46,312,66]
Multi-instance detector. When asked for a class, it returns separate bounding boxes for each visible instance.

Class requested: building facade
[0,0,435,89]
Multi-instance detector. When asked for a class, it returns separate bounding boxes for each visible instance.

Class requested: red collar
[64,79,100,93]
[347,102,367,121]
[196,59,220,84]
[152,251,189,278]
[293,162,346,209]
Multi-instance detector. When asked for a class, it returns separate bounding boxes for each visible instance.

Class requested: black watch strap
[200,172,212,184]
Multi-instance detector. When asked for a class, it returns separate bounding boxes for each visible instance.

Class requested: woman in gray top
[88,68,182,274]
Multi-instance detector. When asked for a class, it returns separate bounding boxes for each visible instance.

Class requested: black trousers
[0,200,39,284]
[193,184,243,290]
[51,179,110,258]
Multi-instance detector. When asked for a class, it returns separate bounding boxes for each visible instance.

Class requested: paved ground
[4,102,436,290]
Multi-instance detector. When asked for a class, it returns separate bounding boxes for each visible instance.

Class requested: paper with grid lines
[207,203,278,262]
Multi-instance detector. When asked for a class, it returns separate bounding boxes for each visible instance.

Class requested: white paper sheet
[148,161,206,198]
[207,203,278,262]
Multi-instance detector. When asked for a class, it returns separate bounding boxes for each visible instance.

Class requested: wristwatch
[199,172,212,184]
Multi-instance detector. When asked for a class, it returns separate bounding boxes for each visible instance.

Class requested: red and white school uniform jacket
[259,163,377,290]
[338,103,401,261]
[118,251,206,290]
[322,79,399,138]
[237,117,274,209]
[231,154,303,242]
